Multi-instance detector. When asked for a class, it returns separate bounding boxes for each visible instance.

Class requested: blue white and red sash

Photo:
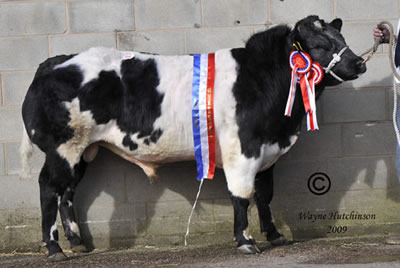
[192,54,216,180]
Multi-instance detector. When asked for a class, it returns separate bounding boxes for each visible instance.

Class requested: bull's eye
[317,38,332,51]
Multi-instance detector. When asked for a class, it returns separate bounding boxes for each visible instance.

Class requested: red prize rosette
[310,62,323,85]
[289,51,312,74]
[285,50,322,131]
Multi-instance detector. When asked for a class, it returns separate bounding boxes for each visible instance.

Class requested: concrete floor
[3,236,400,267]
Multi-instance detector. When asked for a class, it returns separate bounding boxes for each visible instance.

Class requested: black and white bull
[21,15,366,260]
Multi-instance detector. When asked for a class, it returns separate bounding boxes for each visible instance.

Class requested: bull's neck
[231,31,327,149]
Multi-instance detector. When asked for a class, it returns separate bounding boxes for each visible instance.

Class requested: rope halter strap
[322,46,348,82]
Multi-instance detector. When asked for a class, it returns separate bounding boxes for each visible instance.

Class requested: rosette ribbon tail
[303,72,318,131]
[285,66,298,117]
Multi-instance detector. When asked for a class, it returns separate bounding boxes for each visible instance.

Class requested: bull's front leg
[254,165,289,246]
[223,155,261,254]
[230,194,260,254]
[218,126,264,254]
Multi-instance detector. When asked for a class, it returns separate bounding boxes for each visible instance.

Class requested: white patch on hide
[314,20,323,29]
[212,50,260,199]
[91,120,127,151]
[259,135,299,171]
[20,129,33,179]
[67,200,73,208]
[243,227,253,240]
[89,120,166,169]
[213,49,242,168]
[57,98,96,168]
[150,54,198,161]
[50,222,58,241]
[68,220,80,235]
[222,133,298,199]
[55,47,123,85]
[223,150,260,199]
[50,193,60,241]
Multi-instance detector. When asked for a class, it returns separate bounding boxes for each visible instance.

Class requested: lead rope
[184,178,204,246]
[392,38,400,146]
[389,27,400,146]
[360,21,400,146]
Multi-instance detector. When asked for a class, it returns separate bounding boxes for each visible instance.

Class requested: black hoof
[237,241,261,254]
[71,244,89,253]
[48,252,68,262]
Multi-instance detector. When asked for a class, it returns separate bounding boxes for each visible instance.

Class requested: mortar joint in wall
[333,0,337,18]
[0,73,4,106]
[132,0,136,33]
[1,142,4,176]
[3,142,8,176]
[47,36,51,59]
[65,1,71,35]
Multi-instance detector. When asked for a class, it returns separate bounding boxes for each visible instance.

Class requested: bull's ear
[330,18,343,32]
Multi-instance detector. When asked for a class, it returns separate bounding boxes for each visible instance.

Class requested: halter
[322,46,348,82]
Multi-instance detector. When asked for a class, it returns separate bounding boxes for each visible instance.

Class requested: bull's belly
[90,120,196,163]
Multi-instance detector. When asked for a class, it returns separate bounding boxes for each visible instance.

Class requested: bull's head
[293,15,366,85]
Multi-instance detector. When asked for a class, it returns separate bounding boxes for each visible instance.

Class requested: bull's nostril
[355,58,367,73]
[359,62,367,73]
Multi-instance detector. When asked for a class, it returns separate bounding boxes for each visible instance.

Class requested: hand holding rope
[360,21,400,81]
[359,21,400,146]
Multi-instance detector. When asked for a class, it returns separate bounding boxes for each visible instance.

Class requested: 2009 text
[327,225,348,234]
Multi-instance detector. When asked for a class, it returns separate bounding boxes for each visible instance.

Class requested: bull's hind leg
[39,158,67,261]
[39,152,87,261]
[59,159,89,253]
[254,165,288,246]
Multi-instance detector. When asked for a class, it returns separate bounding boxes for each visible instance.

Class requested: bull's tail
[20,128,33,179]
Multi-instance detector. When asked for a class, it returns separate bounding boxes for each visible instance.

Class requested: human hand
[373,24,390,43]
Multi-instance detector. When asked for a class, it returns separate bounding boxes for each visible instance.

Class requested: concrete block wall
[1,0,400,252]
